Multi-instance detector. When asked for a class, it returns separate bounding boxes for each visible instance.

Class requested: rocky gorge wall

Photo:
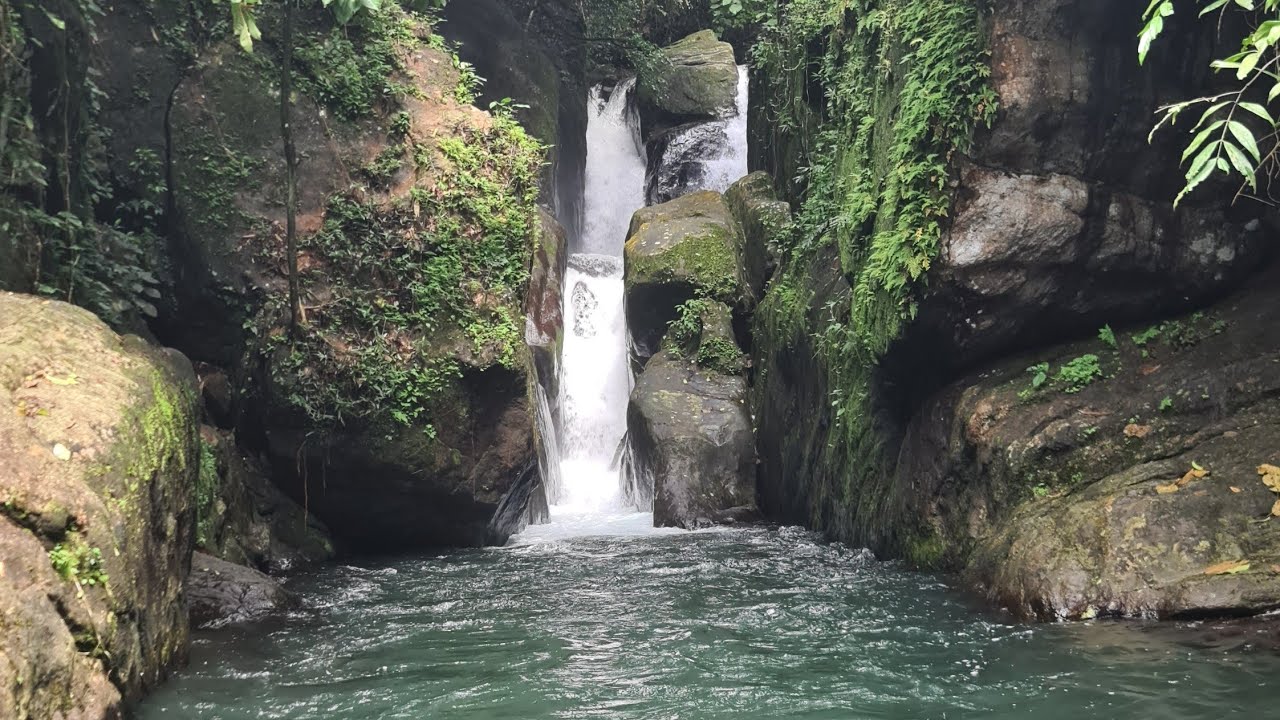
[747,0,1280,618]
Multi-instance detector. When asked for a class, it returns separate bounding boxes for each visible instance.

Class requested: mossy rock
[624,190,747,358]
[0,292,199,714]
[724,172,791,299]
[628,352,756,530]
[637,29,738,134]
[663,299,745,376]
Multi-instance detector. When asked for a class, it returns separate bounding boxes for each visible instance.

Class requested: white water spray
[525,71,750,539]
[550,80,646,518]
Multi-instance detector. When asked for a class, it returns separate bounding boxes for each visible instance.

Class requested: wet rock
[624,191,747,358]
[892,269,1280,619]
[628,352,755,530]
[0,292,199,715]
[724,172,790,299]
[198,427,335,572]
[637,30,738,135]
[187,552,295,629]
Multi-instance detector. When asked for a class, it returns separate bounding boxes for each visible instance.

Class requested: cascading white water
[524,71,750,540]
[699,64,750,193]
[549,80,647,517]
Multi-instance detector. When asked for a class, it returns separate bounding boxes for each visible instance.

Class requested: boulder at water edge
[628,301,755,530]
[0,293,199,717]
[187,552,296,629]
[624,191,748,358]
[637,30,738,135]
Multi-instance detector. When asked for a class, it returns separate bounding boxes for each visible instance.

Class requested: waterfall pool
[138,522,1279,719]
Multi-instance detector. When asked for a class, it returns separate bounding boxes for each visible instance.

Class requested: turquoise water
[138,525,1279,719]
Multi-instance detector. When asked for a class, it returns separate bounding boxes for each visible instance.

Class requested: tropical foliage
[1140,0,1280,205]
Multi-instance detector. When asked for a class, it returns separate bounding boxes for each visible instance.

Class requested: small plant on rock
[1056,354,1103,393]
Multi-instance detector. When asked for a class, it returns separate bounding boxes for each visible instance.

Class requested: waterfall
[551,80,647,515]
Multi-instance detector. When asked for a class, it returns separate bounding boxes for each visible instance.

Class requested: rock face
[894,270,1280,619]
[629,353,755,529]
[197,427,335,572]
[723,172,788,299]
[624,191,748,357]
[0,293,199,716]
[903,0,1270,372]
[749,0,1279,601]
[187,552,295,629]
[161,7,552,551]
[637,30,738,133]
[441,0,587,238]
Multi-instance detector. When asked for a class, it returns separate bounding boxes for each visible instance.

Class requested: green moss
[904,531,947,570]
[751,0,995,552]
[628,225,742,304]
[256,108,545,436]
[195,441,219,548]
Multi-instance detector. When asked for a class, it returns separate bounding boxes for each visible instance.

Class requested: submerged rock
[637,30,738,134]
[629,352,756,529]
[188,552,296,629]
[624,191,748,358]
[0,293,199,715]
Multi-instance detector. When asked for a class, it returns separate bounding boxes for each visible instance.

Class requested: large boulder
[163,7,551,550]
[892,269,1280,619]
[637,30,738,135]
[628,351,756,529]
[0,293,199,716]
[187,552,295,629]
[624,191,748,357]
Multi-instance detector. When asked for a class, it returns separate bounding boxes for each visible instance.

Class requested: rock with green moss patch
[891,273,1280,620]
[0,292,199,716]
[628,351,756,530]
[637,30,738,135]
[664,299,745,375]
[724,172,790,299]
[624,191,747,357]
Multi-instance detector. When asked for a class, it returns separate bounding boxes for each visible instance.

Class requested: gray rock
[637,30,738,134]
[624,191,747,358]
[724,172,790,299]
[188,552,295,628]
[628,353,756,529]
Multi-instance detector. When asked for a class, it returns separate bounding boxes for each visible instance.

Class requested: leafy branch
[1140,0,1280,205]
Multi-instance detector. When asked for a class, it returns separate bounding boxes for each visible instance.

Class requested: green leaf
[1222,140,1257,189]
[1182,119,1226,162]
[43,10,66,30]
[1237,101,1274,125]
[1200,0,1231,15]
[1237,51,1261,80]
[1227,120,1261,161]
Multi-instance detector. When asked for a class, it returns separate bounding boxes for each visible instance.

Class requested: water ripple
[140,526,1280,719]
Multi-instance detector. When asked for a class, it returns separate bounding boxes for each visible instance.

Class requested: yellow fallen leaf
[1273,499,1280,517]
[1260,464,1280,476]
[46,373,78,386]
[1203,560,1251,576]
[1155,483,1180,494]
[1272,565,1280,574]
[1230,486,1242,493]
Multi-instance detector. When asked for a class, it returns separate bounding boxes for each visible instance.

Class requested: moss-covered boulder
[624,190,748,357]
[164,6,550,550]
[628,351,756,530]
[890,271,1280,619]
[724,172,790,299]
[637,30,738,136]
[0,292,199,716]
